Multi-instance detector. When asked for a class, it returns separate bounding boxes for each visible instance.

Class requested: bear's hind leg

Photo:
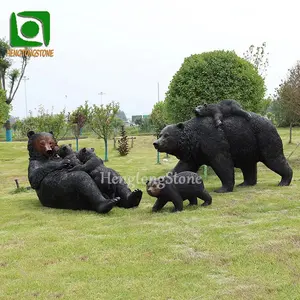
[197,189,212,206]
[112,174,143,208]
[231,107,251,121]
[76,172,120,213]
[263,156,293,186]
[127,189,143,208]
[96,198,120,214]
[188,196,198,206]
[238,164,257,187]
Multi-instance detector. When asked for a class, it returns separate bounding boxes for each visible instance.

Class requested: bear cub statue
[194,99,251,127]
[68,147,142,208]
[57,144,81,167]
[67,147,116,198]
[146,171,212,212]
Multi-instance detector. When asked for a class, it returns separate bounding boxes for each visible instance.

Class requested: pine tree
[117,125,130,156]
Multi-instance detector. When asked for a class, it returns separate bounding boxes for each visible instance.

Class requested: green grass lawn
[1,128,300,300]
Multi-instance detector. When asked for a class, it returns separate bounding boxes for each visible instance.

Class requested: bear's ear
[49,131,54,135]
[145,180,149,185]
[82,147,86,153]
[176,123,184,130]
[91,148,95,152]
[204,103,207,107]
[27,131,35,138]
[62,145,67,150]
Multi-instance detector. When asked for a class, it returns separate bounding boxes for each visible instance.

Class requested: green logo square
[10,11,50,47]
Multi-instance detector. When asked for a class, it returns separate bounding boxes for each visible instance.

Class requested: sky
[1,0,299,120]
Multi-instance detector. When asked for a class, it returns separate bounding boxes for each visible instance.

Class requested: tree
[269,99,296,128]
[116,110,127,121]
[273,61,300,143]
[243,42,271,115]
[111,117,124,138]
[0,37,29,141]
[140,117,153,133]
[0,89,10,125]
[165,50,265,123]
[89,101,120,161]
[117,125,130,156]
[69,100,91,150]
[150,101,168,137]
[13,105,69,140]
[134,118,143,126]
[243,42,269,79]
[0,38,29,104]
[35,105,68,141]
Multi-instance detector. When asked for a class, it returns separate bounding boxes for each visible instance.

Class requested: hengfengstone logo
[8,11,54,57]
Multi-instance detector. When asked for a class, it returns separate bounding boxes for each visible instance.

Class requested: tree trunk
[289,123,293,144]
[75,137,79,151]
[104,138,108,161]
[5,120,12,142]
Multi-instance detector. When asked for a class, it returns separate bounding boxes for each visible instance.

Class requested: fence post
[14,179,20,189]
[76,138,79,152]
[156,150,160,164]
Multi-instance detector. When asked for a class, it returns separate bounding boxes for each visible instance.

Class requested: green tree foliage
[89,101,120,161]
[150,101,168,136]
[111,117,124,138]
[243,42,269,79]
[139,118,153,133]
[69,100,91,138]
[0,38,29,104]
[134,118,143,126]
[243,42,271,115]
[165,50,266,123]
[272,61,300,143]
[0,89,10,125]
[35,106,68,141]
[14,105,68,140]
[117,125,130,156]
[116,110,127,121]
[68,100,91,150]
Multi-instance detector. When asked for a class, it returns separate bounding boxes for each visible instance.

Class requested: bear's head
[57,144,74,158]
[77,147,96,163]
[194,103,209,117]
[27,131,58,159]
[145,177,166,197]
[153,123,184,155]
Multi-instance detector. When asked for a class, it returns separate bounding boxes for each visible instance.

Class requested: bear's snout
[153,141,158,149]
[46,149,53,155]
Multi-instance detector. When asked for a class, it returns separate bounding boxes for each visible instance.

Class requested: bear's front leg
[213,112,223,127]
[152,197,168,212]
[28,158,71,189]
[67,165,84,172]
[209,154,235,193]
[165,186,183,212]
